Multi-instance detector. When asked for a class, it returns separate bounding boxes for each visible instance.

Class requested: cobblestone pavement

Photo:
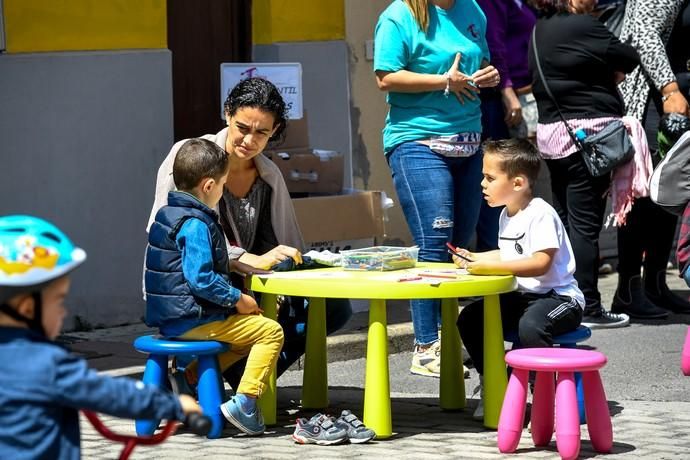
[81,387,690,460]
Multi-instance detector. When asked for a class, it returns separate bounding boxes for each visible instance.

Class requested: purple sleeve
[477,0,512,89]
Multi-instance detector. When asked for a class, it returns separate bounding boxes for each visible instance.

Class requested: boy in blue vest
[0,215,201,459]
[145,138,284,436]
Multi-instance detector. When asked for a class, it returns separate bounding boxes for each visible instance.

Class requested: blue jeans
[683,267,690,288]
[388,141,483,345]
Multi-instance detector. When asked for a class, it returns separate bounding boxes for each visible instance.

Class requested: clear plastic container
[340,246,419,271]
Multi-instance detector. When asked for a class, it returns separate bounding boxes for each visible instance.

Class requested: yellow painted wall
[4,0,166,53]
[253,0,345,45]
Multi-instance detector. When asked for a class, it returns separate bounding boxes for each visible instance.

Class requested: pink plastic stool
[497,348,612,460]
[682,327,690,376]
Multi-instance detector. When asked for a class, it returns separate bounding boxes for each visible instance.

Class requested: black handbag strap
[531,28,585,150]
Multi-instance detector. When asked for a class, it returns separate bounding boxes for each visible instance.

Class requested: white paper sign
[220,63,303,119]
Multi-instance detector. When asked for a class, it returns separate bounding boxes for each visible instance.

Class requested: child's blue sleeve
[52,349,185,421]
[176,218,242,308]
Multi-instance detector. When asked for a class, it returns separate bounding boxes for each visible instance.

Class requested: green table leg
[363,299,392,438]
[301,297,328,409]
[440,297,465,410]
[257,293,278,426]
[483,294,507,429]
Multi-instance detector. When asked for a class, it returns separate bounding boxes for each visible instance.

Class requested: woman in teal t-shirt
[374,0,500,378]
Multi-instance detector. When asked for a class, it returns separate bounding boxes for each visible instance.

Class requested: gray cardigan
[618,0,684,121]
[147,128,305,258]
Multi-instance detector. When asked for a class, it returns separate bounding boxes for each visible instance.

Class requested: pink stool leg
[682,327,690,376]
[531,371,555,447]
[582,370,613,453]
[498,368,529,453]
[555,371,581,460]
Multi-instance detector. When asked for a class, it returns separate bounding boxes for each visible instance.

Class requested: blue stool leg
[135,354,168,435]
[562,343,586,424]
[197,354,225,439]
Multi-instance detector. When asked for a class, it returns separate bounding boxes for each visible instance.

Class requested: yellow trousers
[181,313,284,398]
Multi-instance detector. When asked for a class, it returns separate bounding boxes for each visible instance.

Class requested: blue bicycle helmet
[0,216,86,334]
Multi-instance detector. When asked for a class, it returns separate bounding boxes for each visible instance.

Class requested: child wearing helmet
[144,138,284,436]
[0,215,201,460]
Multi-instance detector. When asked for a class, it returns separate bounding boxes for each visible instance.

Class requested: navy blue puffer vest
[145,191,231,328]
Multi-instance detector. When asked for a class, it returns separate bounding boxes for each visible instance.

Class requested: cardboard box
[265,148,344,194]
[292,191,388,253]
[267,115,310,150]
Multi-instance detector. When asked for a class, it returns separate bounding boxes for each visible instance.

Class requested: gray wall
[0,50,173,329]
[253,40,353,189]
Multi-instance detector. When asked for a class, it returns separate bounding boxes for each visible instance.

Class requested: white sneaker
[410,341,470,378]
[410,341,441,377]
[472,376,484,421]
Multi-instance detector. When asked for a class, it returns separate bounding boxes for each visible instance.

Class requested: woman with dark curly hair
[147,77,352,388]
[528,0,639,328]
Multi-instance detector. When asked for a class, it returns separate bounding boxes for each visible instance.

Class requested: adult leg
[641,199,690,312]
[388,143,452,348]
[389,143,482,376]
[613,198,669,318]
[546,155,628,328]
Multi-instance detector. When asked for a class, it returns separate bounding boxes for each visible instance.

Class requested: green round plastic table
[248,262,516,437]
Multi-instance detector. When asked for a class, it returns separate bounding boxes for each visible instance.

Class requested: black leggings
[545,154,610,313]
[617,197,677,281]
[617,99,679,283]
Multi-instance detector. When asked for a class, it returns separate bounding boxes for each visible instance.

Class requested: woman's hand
[663,91,690,117]
[446,53,480,104]
[501,87,523,127]
[471,64,500,89]
[236,293,263,315]
[258,245,303,269]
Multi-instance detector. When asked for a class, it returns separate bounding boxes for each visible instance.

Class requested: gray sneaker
[581,308,630,329]
[292,414,348,445]
[334,410,376,444]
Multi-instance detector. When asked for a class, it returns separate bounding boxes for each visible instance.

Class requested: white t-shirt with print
[498,197,585,308]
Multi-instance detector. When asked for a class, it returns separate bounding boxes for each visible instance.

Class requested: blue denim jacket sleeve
[176,218,241,307]
[52,347,185,421]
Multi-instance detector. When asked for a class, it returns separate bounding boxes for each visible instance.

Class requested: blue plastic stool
[133,335,229,439]
[505,325,592,424]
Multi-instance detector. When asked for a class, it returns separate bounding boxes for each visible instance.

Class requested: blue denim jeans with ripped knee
[387,141,484,345]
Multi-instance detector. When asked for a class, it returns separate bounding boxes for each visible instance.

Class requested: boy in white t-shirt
[453,139,584,420]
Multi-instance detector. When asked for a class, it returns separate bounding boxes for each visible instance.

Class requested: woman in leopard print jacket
[619,0,689,119]
[612,0,690,320]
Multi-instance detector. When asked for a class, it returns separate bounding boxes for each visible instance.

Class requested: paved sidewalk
[81,375,690,460]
